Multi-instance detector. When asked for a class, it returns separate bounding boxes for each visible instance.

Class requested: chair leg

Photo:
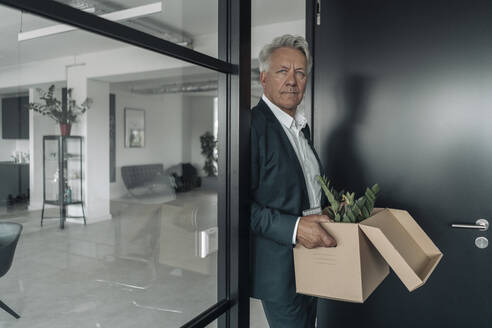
[81,203,87,225]
[0,300,20,319]
[41,202,45,227]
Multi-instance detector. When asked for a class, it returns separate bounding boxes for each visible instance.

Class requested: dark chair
[121,164,174,199]
[0,222,22,319]
[121,164,165,192]
[171,163,201,193]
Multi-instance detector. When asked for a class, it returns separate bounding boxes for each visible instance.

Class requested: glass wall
[0,4,222,327]
[52,0,219,58]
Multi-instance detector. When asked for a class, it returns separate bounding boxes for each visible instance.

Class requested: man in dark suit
[250,35,337,328]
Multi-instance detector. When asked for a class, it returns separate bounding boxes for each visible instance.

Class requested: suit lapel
[258,100,310,209]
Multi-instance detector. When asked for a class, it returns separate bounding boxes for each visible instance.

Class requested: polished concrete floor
[0,193,268,328]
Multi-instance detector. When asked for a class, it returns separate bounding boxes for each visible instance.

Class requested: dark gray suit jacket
[249,99,326,302]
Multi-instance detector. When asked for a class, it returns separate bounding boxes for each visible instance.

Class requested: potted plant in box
[294,175,442,303]
[27,84,93,136]
[294,176,385,302]
[316,175,380,223]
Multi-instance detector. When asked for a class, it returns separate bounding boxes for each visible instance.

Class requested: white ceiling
[0,0,304,91]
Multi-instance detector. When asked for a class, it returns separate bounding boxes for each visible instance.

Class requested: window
[0,0,250,327]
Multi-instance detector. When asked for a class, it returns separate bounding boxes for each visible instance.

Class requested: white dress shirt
[262,95,322,245]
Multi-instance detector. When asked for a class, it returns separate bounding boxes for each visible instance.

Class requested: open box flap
[359,209,442,291]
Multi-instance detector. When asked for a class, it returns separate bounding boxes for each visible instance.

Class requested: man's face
[260,47,307,113]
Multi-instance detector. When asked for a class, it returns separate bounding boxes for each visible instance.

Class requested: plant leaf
[345,209,355,223]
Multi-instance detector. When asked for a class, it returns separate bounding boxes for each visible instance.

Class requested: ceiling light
[18,2,162,41]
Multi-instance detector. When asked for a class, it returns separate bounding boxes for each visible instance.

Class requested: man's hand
[296,214,337,249]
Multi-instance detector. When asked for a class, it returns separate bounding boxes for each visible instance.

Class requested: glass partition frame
[0,0,251,327]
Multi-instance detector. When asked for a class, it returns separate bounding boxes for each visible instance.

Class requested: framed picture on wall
[124,108,145,148]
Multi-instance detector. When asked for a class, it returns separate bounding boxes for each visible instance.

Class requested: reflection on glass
[41,136,85,228]
[44,139,60,202]
[64,137,83,204]
[0,3,220,327]
[52,0,219,58]
[205,316,222,328]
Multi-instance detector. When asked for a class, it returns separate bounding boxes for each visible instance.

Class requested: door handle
[451,219,489,231]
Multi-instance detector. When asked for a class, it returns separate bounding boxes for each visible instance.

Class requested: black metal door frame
[305,0,316,137]
[0,0,251,327]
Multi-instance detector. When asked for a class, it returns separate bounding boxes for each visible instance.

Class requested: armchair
[0,222,22,319]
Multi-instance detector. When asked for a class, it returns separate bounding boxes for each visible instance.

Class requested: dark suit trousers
[261,294,317,328]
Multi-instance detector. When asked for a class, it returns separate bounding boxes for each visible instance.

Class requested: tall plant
[27,85,92,124]
[200,131,218,177]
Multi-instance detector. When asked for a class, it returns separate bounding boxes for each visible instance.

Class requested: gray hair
[258,34,312,74]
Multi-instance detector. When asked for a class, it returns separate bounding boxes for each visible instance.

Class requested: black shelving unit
[41,135,86,229]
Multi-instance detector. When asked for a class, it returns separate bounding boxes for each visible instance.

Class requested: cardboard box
[293,208,443,303]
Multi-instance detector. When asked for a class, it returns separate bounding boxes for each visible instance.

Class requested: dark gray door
[20,164,29,197]
[0,164,20,205]
[1,96,29,139]
[2,97,20,139]
[312,1,492,327]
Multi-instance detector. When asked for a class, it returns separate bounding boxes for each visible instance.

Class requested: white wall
[184,96,215,176]
[182,19,305,59]
[0,48,190,91]
[0,56,72,91]
[84,79,111,221]
[251,19,305,59]
[110,89,185,198]
[0,141,16,161]
[15,139,29,154]
[181,96,192,163]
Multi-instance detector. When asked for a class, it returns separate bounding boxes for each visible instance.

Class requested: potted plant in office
[200,131,218,177]
[27,84,93,136]
[200,131,218,190]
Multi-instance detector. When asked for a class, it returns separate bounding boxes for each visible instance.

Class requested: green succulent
[316,175,380,223]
